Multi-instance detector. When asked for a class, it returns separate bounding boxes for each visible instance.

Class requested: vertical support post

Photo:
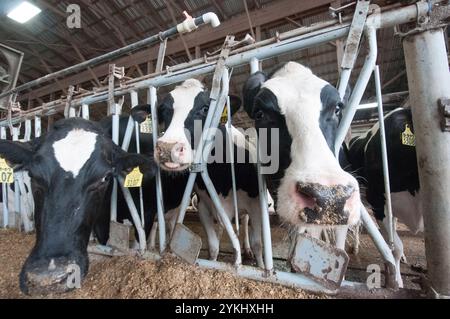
[403,28,450,297]
[129,91,145,228]
[34,116,41,138]
[374,65,394,248]
[1,127,8,228]
[82,104,90,120]
[149,86,166,253]
[11,126,20,229]
[225,96,239,234]
[24,120,31,141]
[250,57,274,273]
[110,103,120,222]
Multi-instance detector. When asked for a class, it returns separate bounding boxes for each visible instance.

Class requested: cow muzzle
[20,256,87,296]
[294,182,358,225]
[155,140,192,171]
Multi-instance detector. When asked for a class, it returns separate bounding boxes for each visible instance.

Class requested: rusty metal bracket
[340,0,371,70]
[329,1,357,24]
[439,98,450,132]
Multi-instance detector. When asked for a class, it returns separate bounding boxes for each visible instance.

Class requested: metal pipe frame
[403,26,450,298]
[1,127,8,228]
[149,86,166,253]
[225,96,240,234]
[374,65,394,248]
[250,57,274,273]
[0,3,428,127]
[0,12,221,101]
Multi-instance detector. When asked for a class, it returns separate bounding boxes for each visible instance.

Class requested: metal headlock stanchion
[171,36,244,265]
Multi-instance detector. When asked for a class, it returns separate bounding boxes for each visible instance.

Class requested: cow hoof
[243,249,254,261]
[400,255,408,264]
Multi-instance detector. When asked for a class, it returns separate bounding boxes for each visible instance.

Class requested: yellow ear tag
[220,106,228,125]
[124,167,143,188]
[140,116,152,134]
[401,124,416,147]
[0,158,14,184]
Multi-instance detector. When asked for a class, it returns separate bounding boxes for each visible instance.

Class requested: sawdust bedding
[0,229,326,299]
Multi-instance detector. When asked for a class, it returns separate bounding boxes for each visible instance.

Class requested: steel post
[403,27,450,298]
[149,86,166,253]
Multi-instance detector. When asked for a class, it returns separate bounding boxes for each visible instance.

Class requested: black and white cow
[0,117,160,295]
[242,62,361,247]
[347,107,421,287]
[132,79,264,267]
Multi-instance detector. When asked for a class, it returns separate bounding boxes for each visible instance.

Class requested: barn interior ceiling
[0,0,448,125]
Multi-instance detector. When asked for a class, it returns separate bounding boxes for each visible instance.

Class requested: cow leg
[197,199,220,261]
[242,214,253,260]
[147,221,158,251]
[248,201,264,269]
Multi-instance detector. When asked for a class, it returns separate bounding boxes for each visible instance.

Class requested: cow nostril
[295,183,318,209]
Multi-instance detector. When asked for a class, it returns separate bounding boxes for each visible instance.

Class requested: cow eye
[254,110,264,121]
[201,106,209,115]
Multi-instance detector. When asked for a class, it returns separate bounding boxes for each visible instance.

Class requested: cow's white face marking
[157,79,204,168]
[262,62,360,226]
[53,129,97,178]
[160,79,204,147]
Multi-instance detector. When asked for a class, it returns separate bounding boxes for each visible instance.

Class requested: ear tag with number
[220,106,228,125]
[140,116,153,134]
[401,124,416,147]
[0,158,14,184]
[124,167,143,188]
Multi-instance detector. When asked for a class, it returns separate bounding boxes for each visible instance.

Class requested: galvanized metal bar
[199,69,243,264]
[1,127,8,228]
[250,58,274,272]
[81,104,90,120]
[117,176,146,253]
[149,86,166,253]
[335,27,378,156]
[34,116,41,137]
[130,91,145,229]
[225,96,239,234]
[374,65,394,248]
[24,120,31,141]
[11,127,20,229]
[403,27,450,297]
[0,12,221,100]
[176,40,231,225]
[110,103,120,222]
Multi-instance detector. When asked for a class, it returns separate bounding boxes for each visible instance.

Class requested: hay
[0,229,325,299]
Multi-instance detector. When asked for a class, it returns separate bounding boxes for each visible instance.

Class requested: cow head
[0,118,155,295]
[132,79,241,172]
[243,62,360,227]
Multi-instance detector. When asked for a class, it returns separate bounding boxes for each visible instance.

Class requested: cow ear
[0,140,34,168]
[228,95,242,116]
[242,71,268,118]
[112,145,156,178]
[131,104,152,124]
